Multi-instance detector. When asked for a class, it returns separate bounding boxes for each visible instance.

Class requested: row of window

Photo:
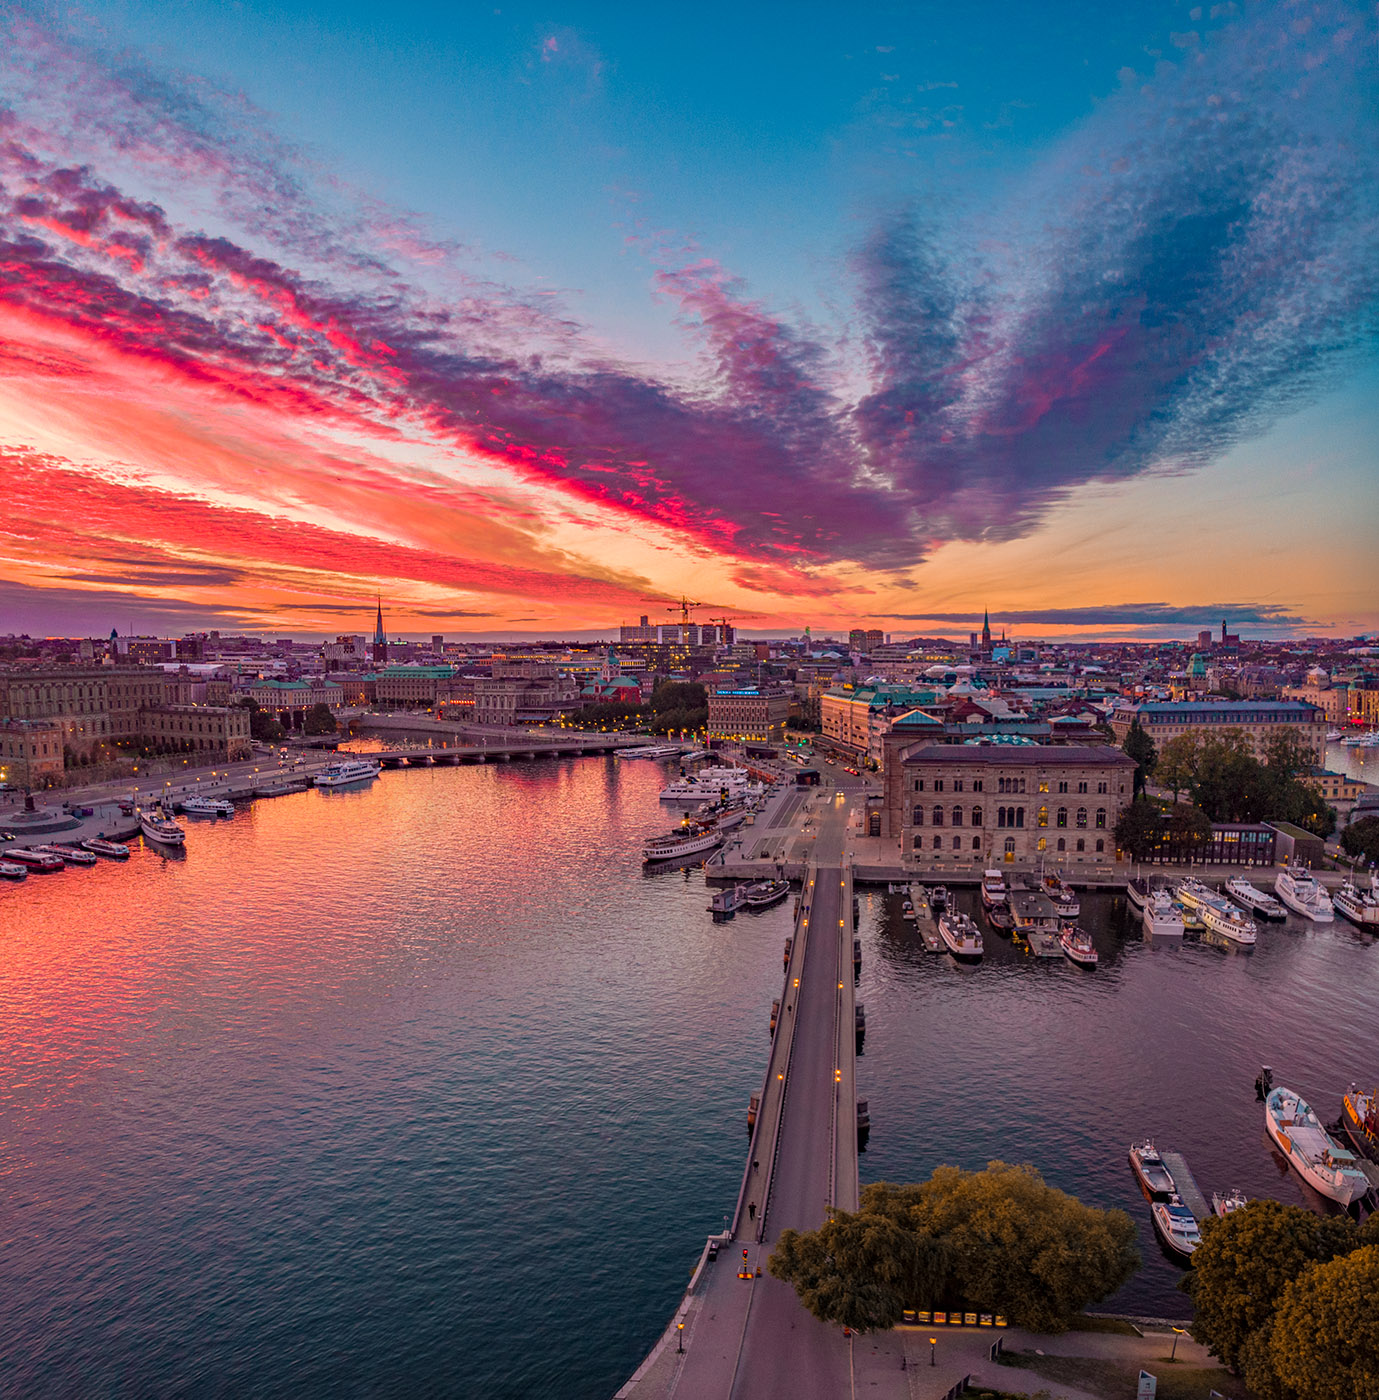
[913,835,1108,853]
[911,775,1109,794]
[911,804,1110,830]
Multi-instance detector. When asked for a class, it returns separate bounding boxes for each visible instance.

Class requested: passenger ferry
[1264,1085,1368,1205]
[1340,1086,1379,1162]
[1274,865,1334,922]
[1224,876,1286,921]
[938,910,983,962]
[35,844,98,866]
[621,743,683,759]
[659,767,757,803]
[181,796,235,817]
[1042,868,1079,918]
[643,821,723,863]
[314,759,382,789]
[139,808,186,846]
[1334,876,1379,929]
[82,838,130,858]
[0,860,27,880]
[1152,1196,1202,1262]
[1177,880,1258,945]
[1128,1140,1176,1199]
[980,868,1008,911]
[5,848,65,872]
[1058,925,1098,968]
[1142,890,1185,938]
[1126,877,1149,913]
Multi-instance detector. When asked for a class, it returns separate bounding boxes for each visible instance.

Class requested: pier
[1159,1151,1212,1224]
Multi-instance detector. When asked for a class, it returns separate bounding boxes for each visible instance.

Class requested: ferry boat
[1326,728,1344,742]
[743,879,789,908]
[1224,876,1286,921]
[35,843,98,866]
[1142,890,1185,938]
[643,821,723,863]
[1264,1085,1368,1206]
[1341,1086,1379,1162]
[5,848,66,872]
[1126,877,1149,912]
[659,767,757,803]
[621,743,683,759]
[1188,887,1258,946]
[709,884,748,918]
[1042,868,1079,918]
[1128,1140,1177,1199]
[1212,1188,1249,1217]
[980,868,1008,910]
[938,910,983,962]
[1274,865,1334,922]
[1152,1196,1202,1262]
[314,759,382,789]
[140,808,186,846]
[1334,877,1379,930]
[82,838,131,859]
[0,860,27,880]
[1174,878,1216,914]
[1058,924,1098,968]
[181,796,235,817]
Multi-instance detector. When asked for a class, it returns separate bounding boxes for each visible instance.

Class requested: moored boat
[937,910,983,962]
[1334,877,1379,930]
[82,838,131,858]
[1042,868,1079,918]
[1225,876,1286,921]
[180,795,235,817]
[1264,1085,1368,1205]
[980,868,1008,910]
[928,884,949,912]
[5,848,65,872]
[709,884,748,918]
[1274,865,1334,923]
[34,843,98,866]
[0,860,27,880]
[1182,884,1257,946]
[1129,1139,1177,1199]
[1152,1196,1202,1262]
[313,759,382,789]
[1341,1085,1379,1162]
[1142,890,1185,938]
[1212,1188,1249,1217]
[743,879,789,908]
[987,901,1015,933]
[1126,877,1149,912]
[659,766,757,803]
[139,808,186,847]
[1058,924,1098,968]
[643,820,723,863]
[1010,889,1062,957]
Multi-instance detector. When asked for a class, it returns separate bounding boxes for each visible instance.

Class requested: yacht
[181,795,235,817]
[643,821,723,863]
[980,868,1008,911]
[1042,869,1080,918]
[1128,1140,1177,1199]
[1340,1086,1379,1163]
[5,848,66,872]
[659,767,756,803]
[314,759,382,789]
[621,743,683,759]
[0,860,27,880]
[1058,924,1098,968]
[1326,728,1344,742]
[1334,877,1379,930]
[1152,1196,1202,1262]
[1264,1085,1368,1205]
[35,844,98,867]
[1126,877,1149,912]
[1212,1188,1249,1218]
[82,838,131,859]
[1224,877,1286,921]
[938,910,983,962]
[1142,890,1186,938]
[1274,865,1334,922]
[743,879,789,908]
[139,807,186,846]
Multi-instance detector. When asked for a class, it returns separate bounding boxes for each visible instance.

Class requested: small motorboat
[1129,1139,1177,1200]
[929,884,949,912]
[1058,924,1098,968]
[743,879,789,908]
[82,838,131,859]
[0,860,27,880]
[1212,1188,1249,1217]
[987,901,1015,934]
[35,844,98,866]
[1152,1195,1202,1263]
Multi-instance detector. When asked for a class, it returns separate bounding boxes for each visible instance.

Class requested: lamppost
[676,1322,684,1354]
[1170,1326,1186,1360]
[929,1337,937,1367]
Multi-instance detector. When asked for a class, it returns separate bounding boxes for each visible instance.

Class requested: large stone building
[706,686,791,744]
[244,677,346,720]
[1108,700,1326,763]
[820,686,945,766]
[880,729,1136,868]
[0,666,169,758]
[0,718,65,787]
[138,705,252,761]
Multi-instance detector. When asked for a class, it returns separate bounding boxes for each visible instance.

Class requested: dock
[911,886,946,952]
[1160,1150,1212,1223]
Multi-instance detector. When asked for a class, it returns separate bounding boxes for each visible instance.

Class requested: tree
[1193,730,1262,821]
[1155,733,1200,804]
[236,697,285,744]
[1340,817,1379,867]
[1264,1245,1379,1400]
[1114,797,1163,863]
[1122,717,1157,798]
[1166,803,1213,858]
[1186,1199,1358,1372]
[1260,728,1315,783]
[650,681,707,713]
[303,703,337,736]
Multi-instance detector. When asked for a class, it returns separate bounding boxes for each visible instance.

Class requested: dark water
[855,880,1379,1317]
[3,763,1375,1397]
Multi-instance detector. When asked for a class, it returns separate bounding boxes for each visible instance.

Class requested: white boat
[1042,868,1079,918]
[82,838,131,859]
[643,822,723,862]
[139,808,186,846]
[1175,878,1215,913]
[1142,890,1185,938]
[5,848,65,872]
[938,910,983,962]
[1264,1085,1368,1205]
[1152,1196,1202,1262]
[743,879,789,908]
[621,744,683,759]
[1128,1139,1177,1199]
[659,767,757,803]
[34,844,98,867]
[1334,876,1379,930]
[980,868,1008,910]
[928,884,949,912]
[1225,876,1286,921]
[709,884,748,917]
[181,795,235,817]
[1126,878,1149,912]
[1326,728,1344,742]
[314,759,382,789]
[0,861,27,880]
[1191,889,1258,946]
[1059,924,1098,968]
[1212,1188,1249,1217]
[1274,865,1334,922]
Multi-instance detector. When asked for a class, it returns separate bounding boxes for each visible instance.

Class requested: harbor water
[2,757,1376,1396]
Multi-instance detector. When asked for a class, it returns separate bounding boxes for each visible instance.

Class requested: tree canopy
[303,702,337,735]
[1122,717,1157,798]
[1114,797,1163,863]
[1340,816,1379,867]
[769,1162,1138,1335]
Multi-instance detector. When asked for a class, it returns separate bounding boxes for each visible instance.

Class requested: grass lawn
[998,1352,1257,1400]
[1067,1315,1141,1336]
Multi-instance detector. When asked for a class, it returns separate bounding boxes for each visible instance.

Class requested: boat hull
[1274,874,1334,923]
[1129,1149,1177,1201]
[1151,1204,1199,1263]
[1265,1090,1366,1205]
[1342,1094,1379,1163]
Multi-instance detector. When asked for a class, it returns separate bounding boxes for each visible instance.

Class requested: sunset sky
[1,1,1376,641]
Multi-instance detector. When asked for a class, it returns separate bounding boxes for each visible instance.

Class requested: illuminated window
[1037,837,1046,852]
[1038,780,1049,793]
[1095,808,1106,829]
[1038,805,1048,828]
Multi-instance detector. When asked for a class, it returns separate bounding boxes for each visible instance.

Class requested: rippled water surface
[4,759,1377,1396]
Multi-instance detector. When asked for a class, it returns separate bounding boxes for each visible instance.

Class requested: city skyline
[2,1,1377,642]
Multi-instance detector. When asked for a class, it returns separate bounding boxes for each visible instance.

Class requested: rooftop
[903,743,1136,767]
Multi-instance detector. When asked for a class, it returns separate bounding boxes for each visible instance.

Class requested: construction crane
[643,596,704,630]
[706,615,735,643]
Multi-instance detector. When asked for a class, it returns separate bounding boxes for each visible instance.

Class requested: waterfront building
[880,738,1136,865]
[1282,682,1348,726]
[138,706,252,761]
[1108,700,1326,762]
[0,717,65,787]
[820,685,945,766]
[244,678,346,721]
[706,686,790,743]
[472,674,579,725]
[374,665,457,708]
[0,665,170,758]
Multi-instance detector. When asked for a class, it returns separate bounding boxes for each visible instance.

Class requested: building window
[1015,807,1025,828]
[1076,838,1085,852]
[1004,837,1015,858]
[933,835,942,850]
[1037,837,1046,852]
[952,835,961,851]
[935,779,945,793]
[915,778,925,792]
[973,779,983,792]
[954,779,964,792]
[912,806,924,826]
[933,806,944,827]
[1078,780,1088,794]
[1076,807,1088,828]
[997,807,1006,828]
[1097,781,1108,794]
[1096,839,1104,853]
[1038,780,1049,793]
[1095,808,1106,829]
[1058,781,1068,794]
[952,806,963,827]
[1057,837,1065,852]
[1037,805,1048,828]
[1056,807,1067,828]
[913,836,923,850]
[971,807,982,827]
[972,835,981,850]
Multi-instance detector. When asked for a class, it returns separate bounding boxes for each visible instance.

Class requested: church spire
[981,607,991,646]
[373,595,388,664]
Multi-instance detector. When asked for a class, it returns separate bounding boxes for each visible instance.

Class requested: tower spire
[981,607,991,647]
[373,594,387,664]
